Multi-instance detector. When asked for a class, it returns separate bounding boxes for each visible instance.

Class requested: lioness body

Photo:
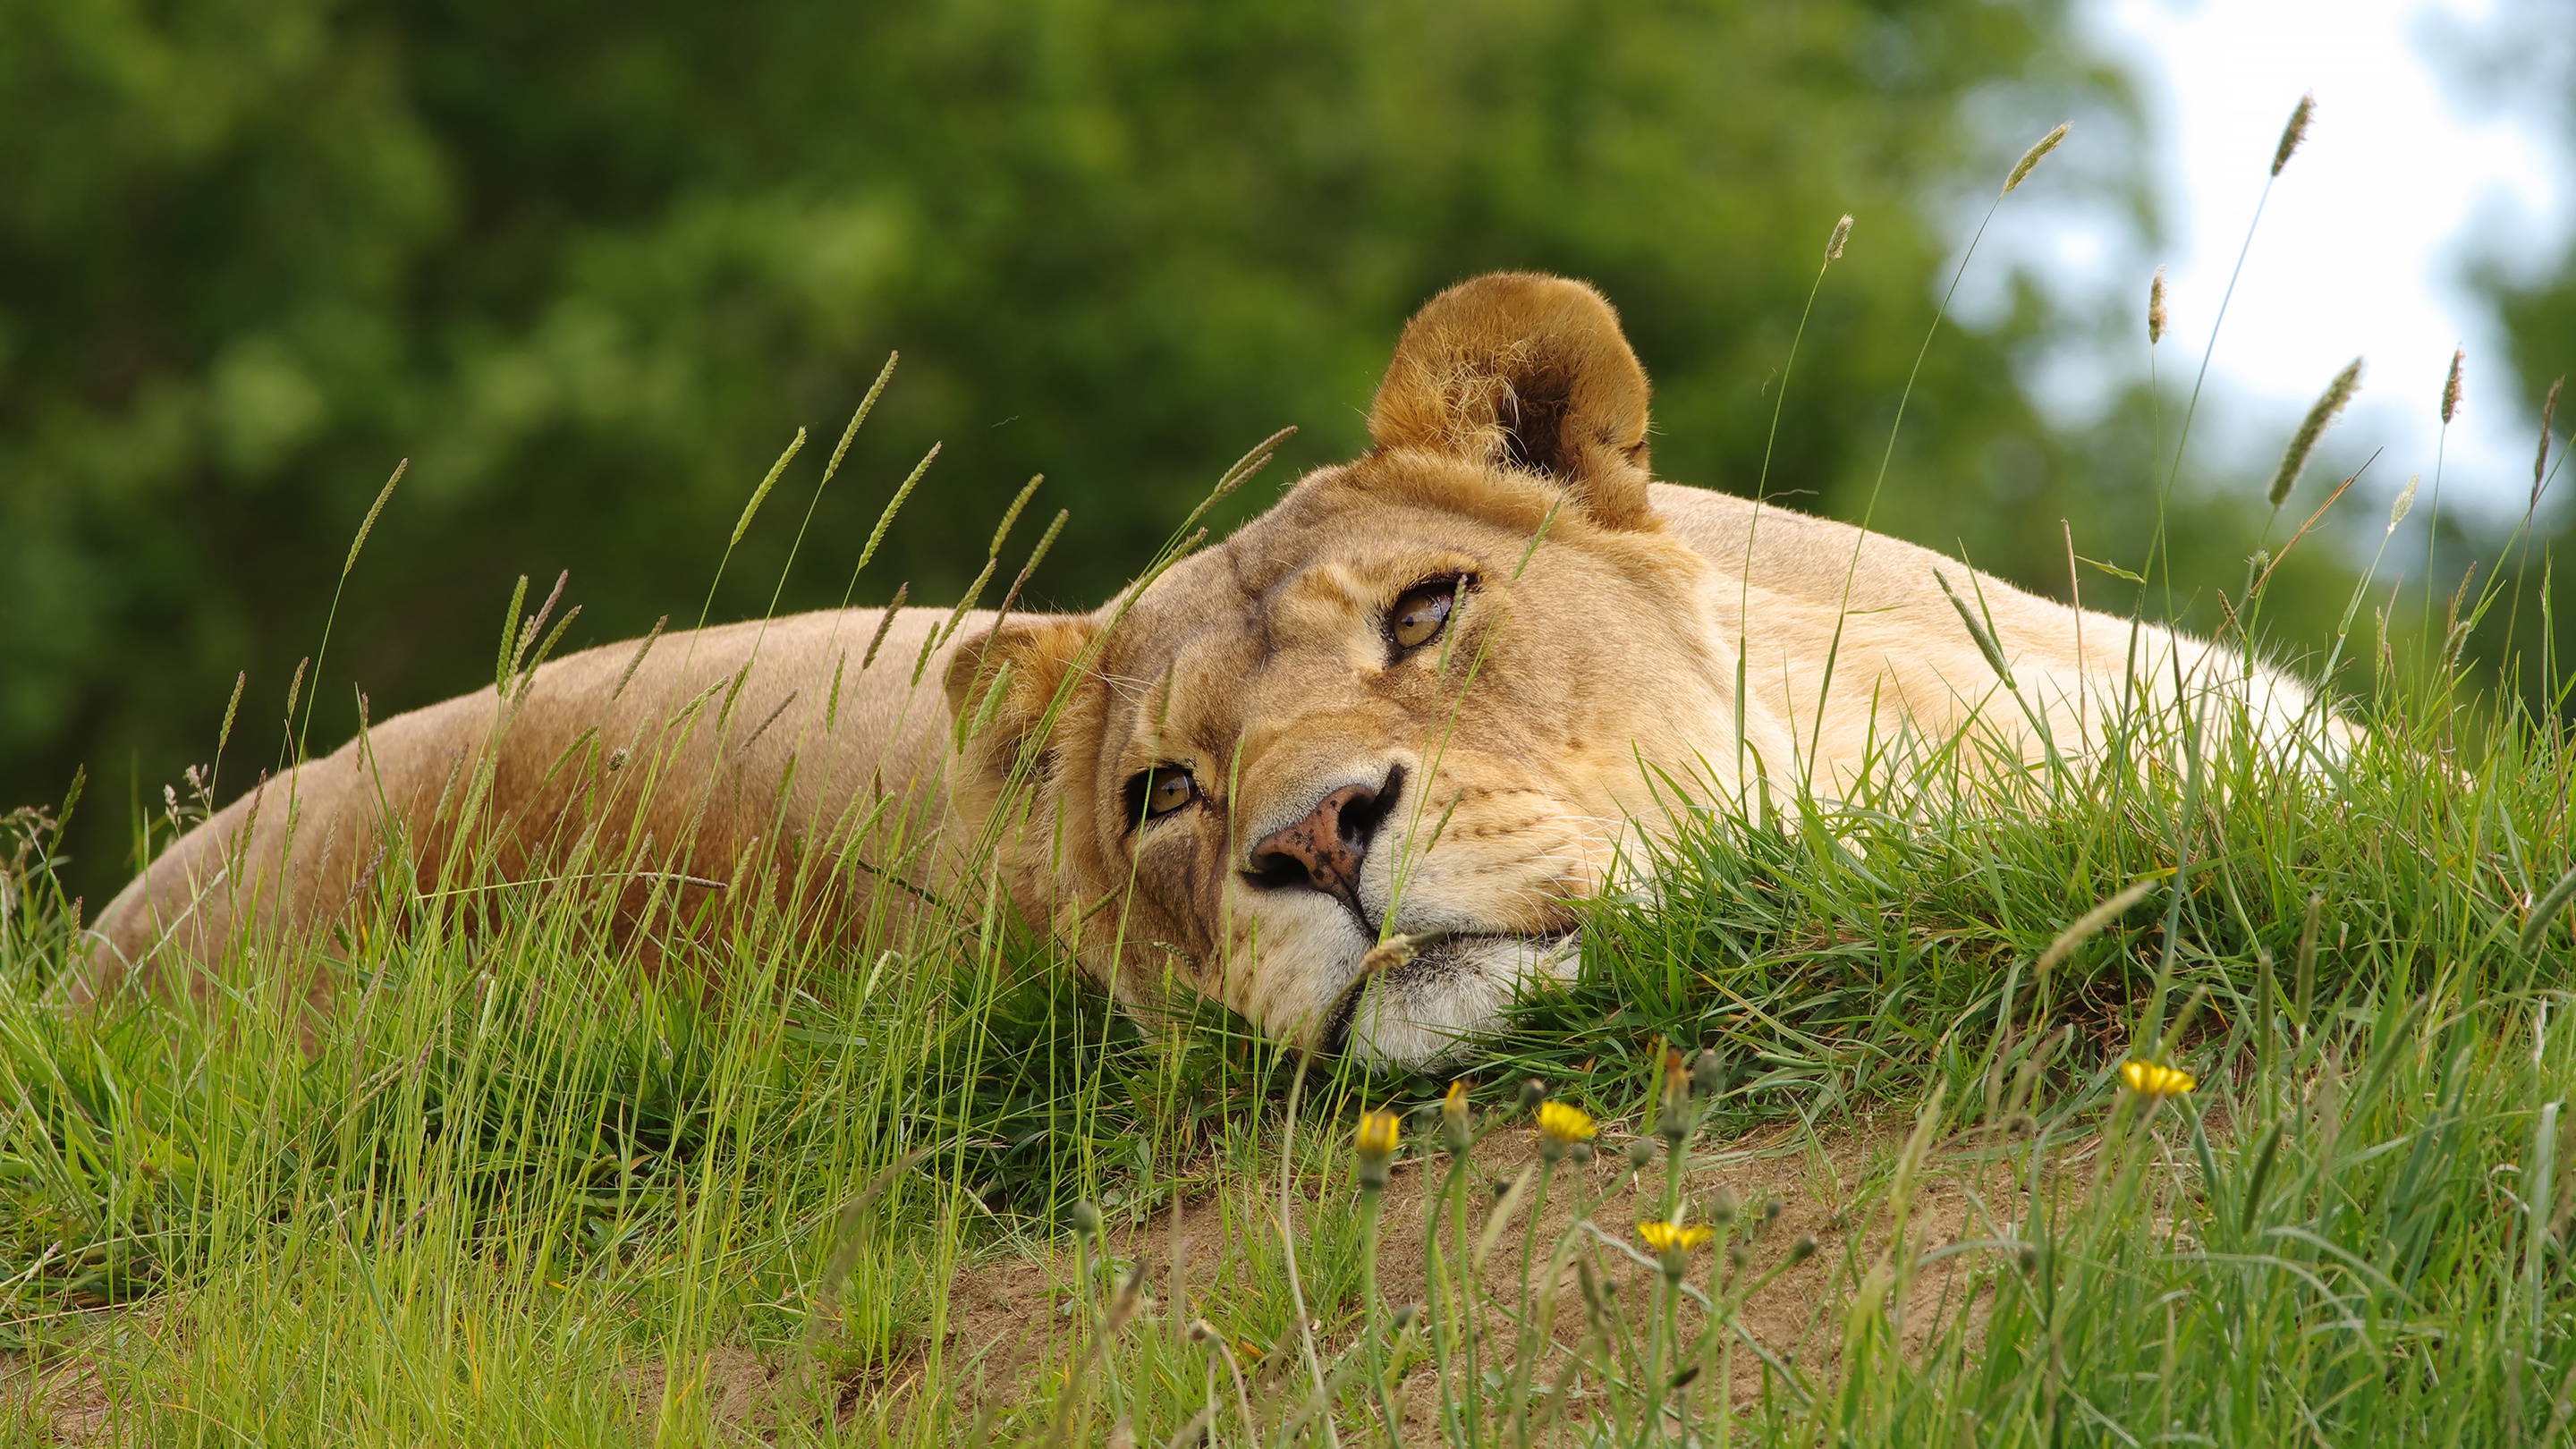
[86,274,2335,1064]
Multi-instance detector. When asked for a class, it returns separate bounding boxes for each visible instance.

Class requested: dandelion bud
[1826,213,1853,262]
[1391,1302,1420,1331]
[2272,91,2315,177]
[1069,1201,1101,1239]
[1517,1078,1546,1111]
[2442,348,2464,424]
[1727,1242,1751,1271]
[1789,1233,1818,1265]
[1709,1187,1740,1225]
[2016,1241,2042,1274]
[1570,1141,1594,1165]
[1690,1048,1727,1097]
[1623,1139,1656,1171]
[2148,267,2167,345]
[1760,1196,1782,1228]
[1657,1050,1692,1145]
[2003,122,2071,196]
[1439,1078,1471,1157]
[1353,1108,1401,1193]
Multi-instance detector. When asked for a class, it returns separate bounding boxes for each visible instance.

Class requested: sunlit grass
[2,589,2572,1445]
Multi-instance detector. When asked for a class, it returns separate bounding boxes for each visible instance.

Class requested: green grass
[3,585,2573,1445]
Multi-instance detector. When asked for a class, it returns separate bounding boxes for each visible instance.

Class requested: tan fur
[86,272,2344,1065]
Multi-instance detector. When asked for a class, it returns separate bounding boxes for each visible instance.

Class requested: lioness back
[82,608,975,1005]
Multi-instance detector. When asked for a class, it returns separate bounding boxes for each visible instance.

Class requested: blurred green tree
[4,0,2212,898]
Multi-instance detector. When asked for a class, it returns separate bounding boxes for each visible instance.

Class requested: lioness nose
[1245,772,1400,906]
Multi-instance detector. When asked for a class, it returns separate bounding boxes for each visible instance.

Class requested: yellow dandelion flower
[1355,1109,1402,1159]
[1355,1108,1401,1191]
[1636,1219,1715,1254]
[2121,1059,2196,1099]
[1536,1100,1596,1165]
[1537,1101,1597,1144]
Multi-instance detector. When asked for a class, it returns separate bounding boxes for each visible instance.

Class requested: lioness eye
[1137,767,1197,821]
[1389,577,1466,651]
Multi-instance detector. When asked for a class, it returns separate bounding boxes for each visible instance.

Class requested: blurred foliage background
[0,0,2565,902]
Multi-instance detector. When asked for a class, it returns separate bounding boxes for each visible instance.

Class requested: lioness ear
[943,614,1097,788]
[1366,271,1653,528]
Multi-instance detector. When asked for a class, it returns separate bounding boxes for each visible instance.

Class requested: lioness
[84,273,2338,1065]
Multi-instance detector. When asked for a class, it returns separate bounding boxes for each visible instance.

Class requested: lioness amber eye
[1140,767,1197,820]
[1389,578,1464,651]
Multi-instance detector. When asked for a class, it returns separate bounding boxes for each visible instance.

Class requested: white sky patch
[2020,0,2571,533]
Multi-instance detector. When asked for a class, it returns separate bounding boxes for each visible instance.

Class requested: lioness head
[945,273,1747,1066]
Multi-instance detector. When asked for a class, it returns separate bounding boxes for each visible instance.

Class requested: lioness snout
[1245,767,1403,910]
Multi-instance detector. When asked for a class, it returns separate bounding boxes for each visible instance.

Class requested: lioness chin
[83,272,2343,1069]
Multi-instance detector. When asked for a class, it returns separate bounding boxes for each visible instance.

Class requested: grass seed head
[2267,356,2365,508]
[2003,122,2071,195]
[1936,569,2017,688]
[2536,375,2563,512]
[2148,267,2167,345]
[1826,213,1852,261]
[2272,91,2315,177]
[2443,347,2465,424]
[2389,473,2419,531]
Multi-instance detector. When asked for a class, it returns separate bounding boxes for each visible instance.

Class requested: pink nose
[1245,774,1397,907]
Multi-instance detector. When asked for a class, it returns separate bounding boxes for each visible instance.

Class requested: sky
[2021,0,2571,533]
